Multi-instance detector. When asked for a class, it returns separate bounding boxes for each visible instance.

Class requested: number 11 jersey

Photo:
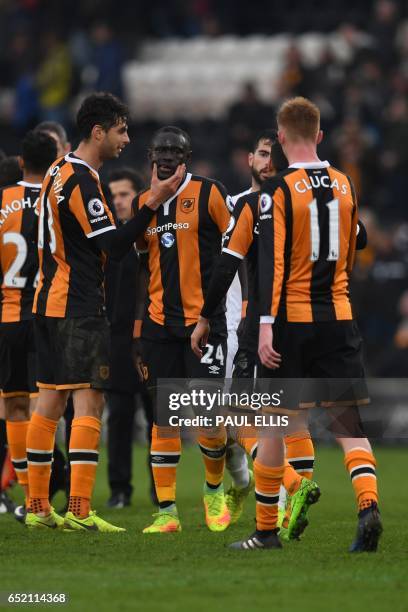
[258,161,357,323]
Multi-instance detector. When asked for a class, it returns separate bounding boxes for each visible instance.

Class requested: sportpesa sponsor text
[146,222,189,236]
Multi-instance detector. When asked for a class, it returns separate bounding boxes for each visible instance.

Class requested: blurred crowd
[0,0,407,375]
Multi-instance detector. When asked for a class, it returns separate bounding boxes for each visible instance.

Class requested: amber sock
[285,431,315,480]
[68,416,101,518]
[6,420,30,506]
[198,431,227,487]
[254,459,284,531]
[27,412,57,515]
[236,426,258,460]
[150,424,181,508]
[282,459,303,495]
[344,447,378,511]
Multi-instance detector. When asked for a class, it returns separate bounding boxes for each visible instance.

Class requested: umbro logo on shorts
[208,365,220,375]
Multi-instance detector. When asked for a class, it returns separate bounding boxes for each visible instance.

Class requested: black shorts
[141,316,227,386]
[0,320,36,397]
[258,320,369,409]
[35,315,110,391]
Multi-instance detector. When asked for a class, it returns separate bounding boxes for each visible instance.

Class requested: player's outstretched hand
[258,323,282,369]
[191,316,210,359]
[146,163,186,210]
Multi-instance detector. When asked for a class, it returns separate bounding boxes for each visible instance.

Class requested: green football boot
[25,507,64,530]
[287,478,320,540]
[225,470,255,524]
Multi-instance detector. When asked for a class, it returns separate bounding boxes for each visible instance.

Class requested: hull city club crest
[180,198,195,213]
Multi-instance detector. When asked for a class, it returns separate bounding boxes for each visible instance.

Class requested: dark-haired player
[223,130,286,523]
[0,157,23,189]
[33,124,84,511]
[26,93,184,532]
[0,149,30,513]
[104,166,156,508]
[34,121,71,158]
[0,130,57,515]
[225,129,280,381]
[134,126,232,534]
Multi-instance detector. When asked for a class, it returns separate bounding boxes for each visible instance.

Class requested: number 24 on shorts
[201,343,224,366]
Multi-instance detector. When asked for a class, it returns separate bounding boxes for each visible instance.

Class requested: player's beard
[251,167,263,188]
[101,141,121,162]
[251,167,273,188]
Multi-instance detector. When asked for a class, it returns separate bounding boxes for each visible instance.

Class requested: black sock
[256,528,278,538]
[159,500,175,510]
[206,481,221,490]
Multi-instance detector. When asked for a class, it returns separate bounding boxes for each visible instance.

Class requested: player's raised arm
[93,163,186,259]
[207,180,231,232]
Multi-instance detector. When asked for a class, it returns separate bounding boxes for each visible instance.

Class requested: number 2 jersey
[33,154,116,318]
[0,181,41,322]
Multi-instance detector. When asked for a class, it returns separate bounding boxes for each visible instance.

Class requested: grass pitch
[1,445,407,612]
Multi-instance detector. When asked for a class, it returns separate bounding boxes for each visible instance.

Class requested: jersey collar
[18,180,42,188]
[161,172,192,216]
[64,153,100,179]
[289,160,330,169]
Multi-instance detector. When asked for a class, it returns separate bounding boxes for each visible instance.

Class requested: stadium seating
[123,33,369,119]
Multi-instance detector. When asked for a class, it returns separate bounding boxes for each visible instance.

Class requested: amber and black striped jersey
[221,191,259,351]
[33,153,116,318]
[134,173,230,328]
[0,181,42,323]
[222,190,259,296]
[258,161,357,324]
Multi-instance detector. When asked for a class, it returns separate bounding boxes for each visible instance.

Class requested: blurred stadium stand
[0,0,408,377]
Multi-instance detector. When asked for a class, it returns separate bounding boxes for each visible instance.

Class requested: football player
[0,130,57,516]
[26,93,184,531]
[134,126,232,534]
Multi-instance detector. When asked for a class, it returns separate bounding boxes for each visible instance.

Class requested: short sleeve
[222,198,255,260]
[258,183,287,320]
[208,181,231,233]
[69,172,116,239]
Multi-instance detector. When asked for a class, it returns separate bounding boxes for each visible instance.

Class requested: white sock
[226,442,250,488]
[159,503,177,514]
[278,485,287,510]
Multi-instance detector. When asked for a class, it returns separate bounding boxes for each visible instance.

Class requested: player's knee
[328,406,366,438]
[284,411,309,435]
[255,435,285,465]
[35,389,69,419]
[73,388,104,418]
[5,396,30,420]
